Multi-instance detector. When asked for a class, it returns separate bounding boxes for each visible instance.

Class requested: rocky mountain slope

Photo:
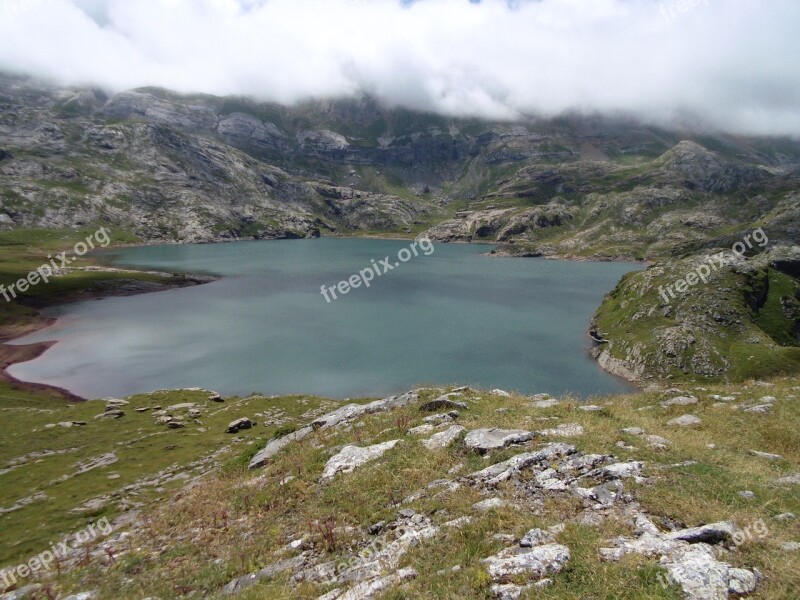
[590,246,800,383]
[1,72,799,255]
[2,381,798,599]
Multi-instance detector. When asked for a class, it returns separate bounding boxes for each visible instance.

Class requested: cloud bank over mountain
[1,0,799,135]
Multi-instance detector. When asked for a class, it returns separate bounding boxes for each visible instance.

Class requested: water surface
[9,239,640,399]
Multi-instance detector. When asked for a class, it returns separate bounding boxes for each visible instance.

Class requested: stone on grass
[337,567,417,600]
[464,444,576,487]
[744,404,773,414]
[774,473,800,485]
[540,423,584,437]
[482,543,570,583]
[667,414,701,427]
[422,425,466,450]
[645,434,671,449]
[226,418,253,433]
[491,389,511,397]
[473,497,507,512]
[221,555,307,595]
[577,404,604,412]
[621,427,644,436]
[664,521,738,544]
[464,428,536,453]
[601,461,644,479]
[660,395,698,408]
[419,396,468,412]
[520,525,564,548]
[490,583,529,600]
[780,542,800,551]
[422,411,459,424]
[532,398,560,409]
[321,440,401,481]
[249,426,313,469]
[407,424,435,436]
[749,450,783,461]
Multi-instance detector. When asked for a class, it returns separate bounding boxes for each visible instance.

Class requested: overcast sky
[1,0,799,136]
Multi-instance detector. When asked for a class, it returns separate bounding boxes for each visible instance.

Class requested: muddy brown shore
[0,272,216,402]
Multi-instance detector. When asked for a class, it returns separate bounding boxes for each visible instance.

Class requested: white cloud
[1,0,798,136]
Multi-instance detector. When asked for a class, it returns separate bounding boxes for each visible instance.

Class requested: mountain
[1,72,799,256]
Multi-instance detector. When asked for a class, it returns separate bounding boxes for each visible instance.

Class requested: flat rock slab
[621,427,644,436]
[749,449,783,461]
[422,425,466,450]
[337,567,417,600]
[222,554,307,595]
[540,423,585,437]
[321,440,401,481]
[661,395,698,408]
[482,543,570,583]
[422,410,460,424]
[667,414,701,427]
[775,472,800,485]
[464,428,536,453]
[472,497,507,512]
[531,399,560,409]
[312,392,419,430]
[249,426,313,469]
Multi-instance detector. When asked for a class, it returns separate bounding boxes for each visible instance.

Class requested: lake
[9,238,641,399]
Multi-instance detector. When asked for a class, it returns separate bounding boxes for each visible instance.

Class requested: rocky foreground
[4,379,797,599]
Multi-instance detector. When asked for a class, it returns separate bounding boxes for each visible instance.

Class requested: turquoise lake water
[9,238,641,399]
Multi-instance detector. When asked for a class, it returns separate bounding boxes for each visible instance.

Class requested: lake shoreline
[0,268,217,402]
[2,237,642,401]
